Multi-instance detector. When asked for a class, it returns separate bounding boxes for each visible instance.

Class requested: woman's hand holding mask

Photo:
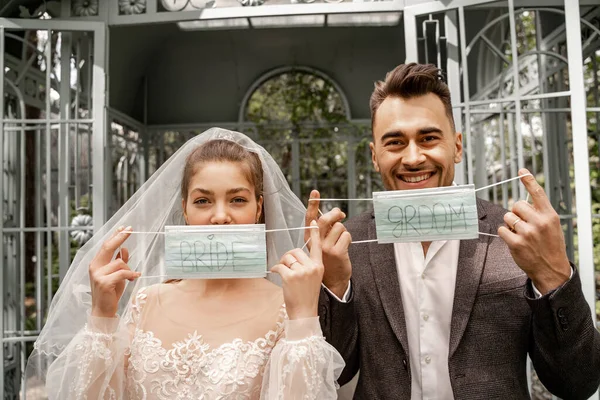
[271,221,324,320]
[89,226,141,318]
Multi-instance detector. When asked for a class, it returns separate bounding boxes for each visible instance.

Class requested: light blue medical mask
[164,224,267,279]
[372,185,479,243]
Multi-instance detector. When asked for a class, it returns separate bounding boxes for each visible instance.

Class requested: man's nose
[402,142,426,168]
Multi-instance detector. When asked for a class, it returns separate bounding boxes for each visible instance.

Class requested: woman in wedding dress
[25,128,345,399]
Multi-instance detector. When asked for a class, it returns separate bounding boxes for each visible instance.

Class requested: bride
[25,128,345,399]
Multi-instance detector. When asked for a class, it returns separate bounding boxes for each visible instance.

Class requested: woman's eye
[194,198,209,204]
[232,197,248,204]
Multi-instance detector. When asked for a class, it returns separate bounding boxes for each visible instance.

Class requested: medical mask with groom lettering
[372,185,479,243]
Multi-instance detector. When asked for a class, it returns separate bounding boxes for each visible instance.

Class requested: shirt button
[423,314,429,321]
[425,356,431,364]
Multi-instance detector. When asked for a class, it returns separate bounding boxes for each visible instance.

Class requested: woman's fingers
[91,226,132,269]
[116,247,129,263]
[93,259,140,286]
[270,263,292,279]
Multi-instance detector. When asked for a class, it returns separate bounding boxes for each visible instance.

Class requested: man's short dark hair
[370,63,455,131]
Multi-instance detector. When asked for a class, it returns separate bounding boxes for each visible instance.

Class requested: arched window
[242,67,350,125]
[240,67,377,217]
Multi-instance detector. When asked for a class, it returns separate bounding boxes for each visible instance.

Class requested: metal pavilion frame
[1,0,599,398]
[404,1,599,397]
[0,17,106,398]
[404,0,597,323]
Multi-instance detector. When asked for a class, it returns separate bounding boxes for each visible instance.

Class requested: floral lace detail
[125,289,286,399]
[278,337,329,400]
[68,324,117,399]
[128,287,148,326]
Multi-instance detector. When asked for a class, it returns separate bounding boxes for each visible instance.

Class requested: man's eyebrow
[380,131,406,142]
[418,127,443,135]
[380,127,443,142]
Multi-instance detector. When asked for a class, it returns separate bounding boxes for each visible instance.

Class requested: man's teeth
[401,173,432,183]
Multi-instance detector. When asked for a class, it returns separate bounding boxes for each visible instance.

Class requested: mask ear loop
[301,209,325,250]
[315,175,534,242]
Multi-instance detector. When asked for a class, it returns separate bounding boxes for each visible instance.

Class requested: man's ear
[370,141,380,172]
[454,132,463,164]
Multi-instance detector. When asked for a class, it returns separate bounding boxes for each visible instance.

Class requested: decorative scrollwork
[238,0,265,6]
[160,0,215,11]
[119,0,147,15]
[72,0,99,17]
[71,213,93,246]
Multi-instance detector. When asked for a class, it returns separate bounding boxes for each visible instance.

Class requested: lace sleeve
[260,317,345,400]
[44,288,148,400]
[44,315,127,399]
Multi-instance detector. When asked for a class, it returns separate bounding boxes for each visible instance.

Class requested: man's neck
[421,241,431,256]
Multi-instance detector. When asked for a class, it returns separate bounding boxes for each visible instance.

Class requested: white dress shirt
[323,239,458,400]
[393,240,459,400]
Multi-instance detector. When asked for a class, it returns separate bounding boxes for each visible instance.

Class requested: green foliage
[24,193,92,335]
[583,52,600,322]
[244,71,380,212]
[246,71,347,126]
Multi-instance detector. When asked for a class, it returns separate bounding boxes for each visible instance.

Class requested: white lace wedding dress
[43,283,343,400]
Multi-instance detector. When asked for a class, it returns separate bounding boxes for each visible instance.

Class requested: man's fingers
[323,222,346,249]
[518,169,551,212]
[317,208,346,239]
[319,208,346,226]
[512,201,536,223]
[308,221,322,263]
[498,225,519,247]
[503,212,525,232]
[93,226,133,267]
[333,231,352,253]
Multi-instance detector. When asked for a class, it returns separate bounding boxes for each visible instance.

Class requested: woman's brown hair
[180,140,264,217]
[166,139,265,284]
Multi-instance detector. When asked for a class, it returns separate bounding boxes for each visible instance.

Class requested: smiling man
[310,63,600,399]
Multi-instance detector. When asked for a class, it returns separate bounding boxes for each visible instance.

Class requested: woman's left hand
[271,221,324,320]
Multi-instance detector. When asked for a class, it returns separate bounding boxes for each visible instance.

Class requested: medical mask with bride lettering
[372,185,479,243]
[163,224,267,279]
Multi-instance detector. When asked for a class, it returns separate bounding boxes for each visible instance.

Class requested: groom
[310,63,600,399]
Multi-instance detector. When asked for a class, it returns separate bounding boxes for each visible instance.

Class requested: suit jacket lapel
[449,199,492,357]
[368,213,409,354]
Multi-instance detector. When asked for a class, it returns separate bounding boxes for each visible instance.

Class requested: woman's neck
[175,278,264,298]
